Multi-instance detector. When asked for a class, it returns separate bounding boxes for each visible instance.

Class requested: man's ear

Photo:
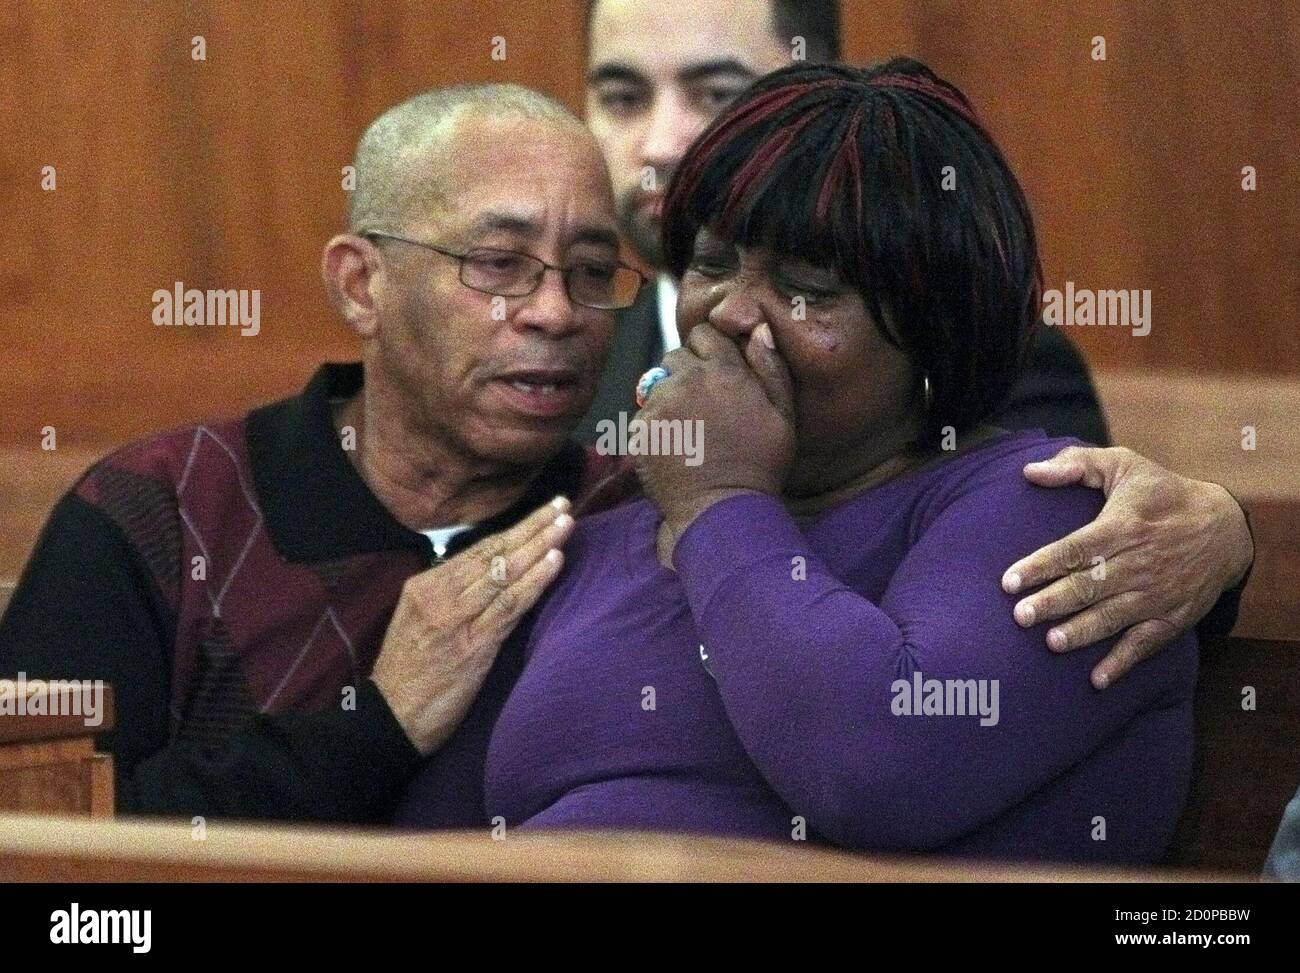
[321,234,383,339]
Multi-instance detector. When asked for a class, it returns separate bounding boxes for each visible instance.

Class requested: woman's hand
[635,322,796,565]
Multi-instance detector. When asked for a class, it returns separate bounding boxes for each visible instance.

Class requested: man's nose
[510,268,579,337]
[641,91,700,178]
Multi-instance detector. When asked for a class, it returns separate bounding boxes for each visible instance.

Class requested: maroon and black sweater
[0,363,620,822]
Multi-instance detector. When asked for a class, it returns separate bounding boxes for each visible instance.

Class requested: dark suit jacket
[575,285,1110,446]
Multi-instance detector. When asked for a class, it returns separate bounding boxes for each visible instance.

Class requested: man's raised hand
[370,496,574,754]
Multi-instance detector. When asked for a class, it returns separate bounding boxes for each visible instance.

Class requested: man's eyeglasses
[363,232,645,311]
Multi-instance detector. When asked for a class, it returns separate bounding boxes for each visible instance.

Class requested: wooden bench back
[1166,635,1300,872]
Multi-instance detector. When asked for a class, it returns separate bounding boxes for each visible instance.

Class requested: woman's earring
[922,373,933,410]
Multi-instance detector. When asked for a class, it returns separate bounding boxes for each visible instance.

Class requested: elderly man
[0,84,634,821]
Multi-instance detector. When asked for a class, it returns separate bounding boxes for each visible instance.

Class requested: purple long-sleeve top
[397,430,1196,863]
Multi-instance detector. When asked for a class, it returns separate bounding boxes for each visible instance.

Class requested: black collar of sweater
[245,362,586,564]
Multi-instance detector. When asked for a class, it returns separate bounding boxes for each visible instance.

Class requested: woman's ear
[321,234,383,339]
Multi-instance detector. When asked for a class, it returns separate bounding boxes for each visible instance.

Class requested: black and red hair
[661,57,1043,439]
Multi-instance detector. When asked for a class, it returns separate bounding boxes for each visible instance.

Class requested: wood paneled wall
[2,0,591,447]
[902,1,1300,375]
[2,0,1296,448]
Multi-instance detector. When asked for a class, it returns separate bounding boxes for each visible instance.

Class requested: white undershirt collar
[421,525,473,559]
[657,275,681,353]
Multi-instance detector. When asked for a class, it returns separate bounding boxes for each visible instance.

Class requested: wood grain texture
[0,814,1239,882]
[1094,369,1300,641]
[2,1,1295,446]
[87,753,115,818]
[1169,635,1300,872]
[1094,369,1300,500]
[0,446,104,578]
[1,0,588,446]
[0,739,100,817]
[899,1,1300,374]
[0,682,116,817]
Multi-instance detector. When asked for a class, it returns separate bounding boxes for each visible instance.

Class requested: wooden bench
[0,815,1237,883]
[1095,369,1300,643]
[1166,635,1300,873]
[0,636,1294,875]
[0,681,116,817]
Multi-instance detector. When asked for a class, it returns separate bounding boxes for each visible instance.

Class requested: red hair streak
[869,74,980,126]
[669,80,835,222]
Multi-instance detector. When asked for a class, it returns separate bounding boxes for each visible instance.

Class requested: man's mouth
[492,369,584,418]
[499,368,578,393]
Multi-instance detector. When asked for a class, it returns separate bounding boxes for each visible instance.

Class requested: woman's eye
[781,283,832,303]
[687,259,733,278]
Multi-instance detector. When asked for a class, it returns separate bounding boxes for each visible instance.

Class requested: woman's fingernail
[1047,628,1068,651]
[1015,601,1035,626]
[1003,571,1021,594]
[545,548,562,565]
[551,495,570,510]
[552,513,573,531]
[1093,671,1110,690]
[755,323,775,349]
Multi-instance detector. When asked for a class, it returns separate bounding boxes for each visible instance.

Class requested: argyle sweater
[0,364,618,823]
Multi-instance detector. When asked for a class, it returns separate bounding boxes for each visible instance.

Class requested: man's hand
[370,496,574,755]
[1001,446,1253,689]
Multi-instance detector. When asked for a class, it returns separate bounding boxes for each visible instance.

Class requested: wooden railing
[1166,636,1300,871]
[0,681,115,818]
[2,634,1298,877]
[0,815,1240,883]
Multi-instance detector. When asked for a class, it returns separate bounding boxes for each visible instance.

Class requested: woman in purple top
[400,59,1196,862]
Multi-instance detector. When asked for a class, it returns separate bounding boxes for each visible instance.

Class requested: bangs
[664,87,869,282]
[704,159,855,275]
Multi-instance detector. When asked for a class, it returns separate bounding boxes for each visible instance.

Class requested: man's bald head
[348,84,586,234]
